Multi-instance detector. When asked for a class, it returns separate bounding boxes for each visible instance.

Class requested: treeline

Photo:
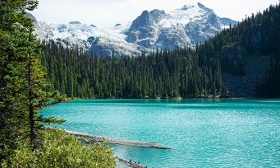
[42,3,280,98]
[41,42,226,99]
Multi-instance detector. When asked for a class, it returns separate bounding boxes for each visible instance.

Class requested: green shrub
[1,128,116,168]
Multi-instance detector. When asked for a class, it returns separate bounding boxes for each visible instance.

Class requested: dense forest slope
[197,4,280,97]
[41,3,280,98]
[42,43,225,98]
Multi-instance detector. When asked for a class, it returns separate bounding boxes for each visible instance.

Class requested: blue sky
[32,0,279,28]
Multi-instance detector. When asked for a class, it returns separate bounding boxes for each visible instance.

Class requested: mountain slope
[34,3,236,57]
[126,3,236,50]
[196,3,280,97]
[40,3,280,98]
[35,21,145,57]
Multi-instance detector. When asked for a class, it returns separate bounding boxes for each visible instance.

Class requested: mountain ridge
[34,3,237,57]
[39,3,280,98]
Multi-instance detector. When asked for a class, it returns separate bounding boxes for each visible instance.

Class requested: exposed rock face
[125,3,237,50]
[32,3,237,57]
[126,9,167,48]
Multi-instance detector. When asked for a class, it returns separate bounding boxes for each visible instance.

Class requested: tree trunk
[28,59,35,151]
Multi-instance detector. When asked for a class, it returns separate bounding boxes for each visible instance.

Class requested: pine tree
[0,0,37,158]
[0,0,66,156]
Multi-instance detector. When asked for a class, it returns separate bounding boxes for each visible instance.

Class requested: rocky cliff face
[33,3,237,57]
[125,3,236,50]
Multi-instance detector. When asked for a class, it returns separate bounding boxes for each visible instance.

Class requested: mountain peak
[34,3,236,57]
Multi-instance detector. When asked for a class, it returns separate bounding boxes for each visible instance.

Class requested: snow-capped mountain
[35,21,145,57]
[126,3,237,49]
[34,3,237,57]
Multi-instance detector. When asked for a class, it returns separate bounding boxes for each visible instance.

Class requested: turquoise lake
[41,99,280,168]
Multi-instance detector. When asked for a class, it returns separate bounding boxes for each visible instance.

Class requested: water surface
[41,99,280,167]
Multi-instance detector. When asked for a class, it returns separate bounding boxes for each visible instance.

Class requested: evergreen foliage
[0,0,39,158]
[42,41,226,99]
[0,0,66,155]
[196,3,280,97]
[41,4,280,98]
[0,0,115,166]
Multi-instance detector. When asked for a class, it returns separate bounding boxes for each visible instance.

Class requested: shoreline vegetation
[70,96,229,100]
[47,127,170,168]
[1,128,116,167]
[48,127,169,167]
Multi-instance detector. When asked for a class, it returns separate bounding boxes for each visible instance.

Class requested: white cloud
[32,0,279,28]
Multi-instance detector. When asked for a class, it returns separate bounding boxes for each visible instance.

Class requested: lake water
[41,99,280,168]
